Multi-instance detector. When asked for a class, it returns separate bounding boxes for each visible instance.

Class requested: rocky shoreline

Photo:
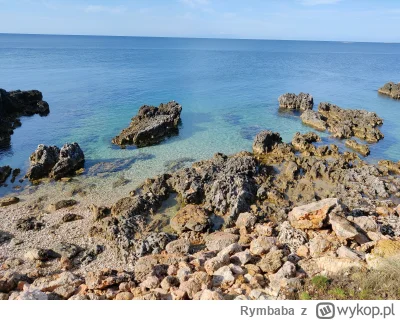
[1,94,400,300]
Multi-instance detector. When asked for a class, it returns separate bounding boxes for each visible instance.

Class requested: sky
[0,0,399,42]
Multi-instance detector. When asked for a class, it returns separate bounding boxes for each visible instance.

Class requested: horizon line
[0,32,399,45]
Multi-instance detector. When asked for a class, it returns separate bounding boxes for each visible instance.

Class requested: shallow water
[1,34,400,199]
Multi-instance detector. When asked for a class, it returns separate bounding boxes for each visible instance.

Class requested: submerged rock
[112,101,182,147]
[278,93,314,111]
[26,143,84,181]
[378,82,400,100]
[0,166,12,184]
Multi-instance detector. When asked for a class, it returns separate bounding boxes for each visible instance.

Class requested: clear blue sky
[0,0,399,42]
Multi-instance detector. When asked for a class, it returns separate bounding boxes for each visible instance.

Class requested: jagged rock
[86,269,133,290]
[236,212,257,229]
[300,110,327,131]
[250,236,276,255]
[345,139,370,157]
[329,213,359,241]
[278,93,314,110]
[288,198,341,230]
[0,89,49,148]
[318,102,384,142]
[0,196,19,207]
[112,101,182,147]
[366,239,400,269]
[0,166,12,184]
[291,132,321,152]
[170,205,210,233]
[24,248,59,261]
[16,216,44,231]
[53,243,81,259]
[277,221,308,253]
[134,232,175,257]
[257,250,284,273]
[378,82,400,99]
[26,143,84,181]
[165,239,191,255]
[252,130,283,154]
[0,230,13,245]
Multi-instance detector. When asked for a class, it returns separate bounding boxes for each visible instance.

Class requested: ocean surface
[1,34,400,199]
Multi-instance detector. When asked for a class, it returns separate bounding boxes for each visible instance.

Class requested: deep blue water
[1,34,400,193]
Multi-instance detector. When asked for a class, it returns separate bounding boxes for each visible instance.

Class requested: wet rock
[300,110,327,131]
[112,101,182,147]
[378,82,400,99]
[0,196,19,207]
[10,168,20,183]
[278,93,314,111]
[0,89,49,148]
[48,199,77,211]
[288,198,341,230]
[345,139,370,157]
[0,166,12,184]
[26,143,84,181]
[252,130,283,154]
[205,232,239,251]
[170,204,210,233]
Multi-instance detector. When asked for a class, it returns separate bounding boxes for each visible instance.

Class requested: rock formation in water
[378,82,400,99]
[112,101,182,148]
[26,143,85,181]
[0,89,49,148]
[278,93,314,111]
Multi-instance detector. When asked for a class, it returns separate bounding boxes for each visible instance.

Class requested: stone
[170,204,210,233]
[53,242,81,259]
[0,230,13,245]
[278,93,314,110]
[329,213,359,240]
[299,256,364,276]
[0,197,19,207]
[17,286,48,300]
[112,101,182,147]
[236,212,257,229]
[277,221,308,253]
[0,166,12,184]
[24,248,59,261]
[366,239,400,269]
[86,269,133,290]
[205,255,230,275]
[115,292,133,300]
[47,199,77,211]
[51,143,85,180]
[161,276,180,290]
[288,198,341,230]
[212,266,235,287]
[205,232,239,251]
[252,130,283,154]
[250,236,276,255]
[62,213,83,223]
[257,250,284,273]
[90,204,110,221]
[337,246,362,260]
[165,239,191,254]
[231,249,252,266]
[309,235,332,258]
[199,289,223,300]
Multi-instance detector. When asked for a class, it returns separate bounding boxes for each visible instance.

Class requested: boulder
[0,166,12,184]
[288,198,341,230]
[250,236,276,255]
[112,101,182,147]
[26,143,84,181]
[170,204,210,233]
[205,232,239,251]
[252,130,283,154]
[329,213,359,241]
[278,93,314,110]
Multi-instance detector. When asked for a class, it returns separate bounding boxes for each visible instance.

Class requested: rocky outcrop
[300,110,327,131]
[0,166,12,184]
[378,82,400,100]
[278,93,314,111]
[252,131,283,154]
[26,143,84,181]
[112,101,182,147]
[0,89,49,148]
[318,102,384,143]
[345,139,370,157]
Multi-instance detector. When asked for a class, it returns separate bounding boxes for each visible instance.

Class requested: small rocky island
[378,82,400,99]
[278,93,314,111]
[112,101,182,148]
[0,89,50,148]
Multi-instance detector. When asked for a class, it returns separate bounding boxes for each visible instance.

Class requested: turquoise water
[1,34,400,198]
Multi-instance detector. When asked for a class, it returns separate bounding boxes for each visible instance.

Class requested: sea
[1,34,400,199]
